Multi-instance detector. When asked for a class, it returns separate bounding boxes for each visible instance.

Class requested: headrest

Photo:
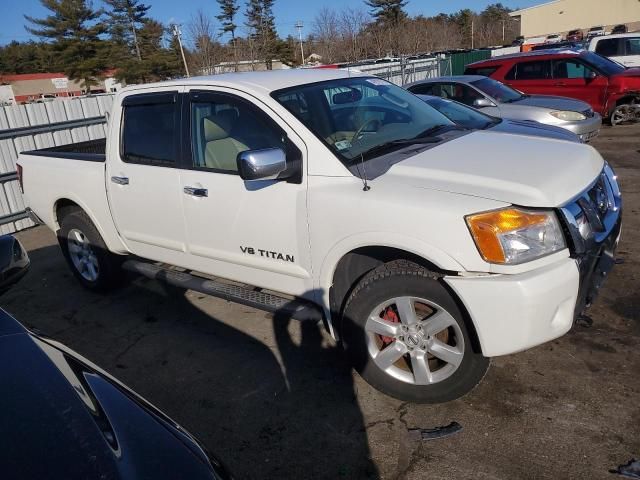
[203,109,238,142]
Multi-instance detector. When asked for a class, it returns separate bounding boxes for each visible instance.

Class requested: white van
[589,33,640,68]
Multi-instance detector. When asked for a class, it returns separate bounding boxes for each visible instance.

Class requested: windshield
[272,77,454,163]
[470,77,524,103]
[420,96,496,129]
[581,51,626,75]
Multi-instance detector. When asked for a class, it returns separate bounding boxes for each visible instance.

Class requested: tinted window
[595,38,621,56]
[444,83,484,106]
[552,59,596,79]
[464,66,499,77]
[471,77,524,103]
[190,95,284,173]
[506,60,551,80]
[407,84,437,95]
[626,38,640,55]
[122,99,177,165]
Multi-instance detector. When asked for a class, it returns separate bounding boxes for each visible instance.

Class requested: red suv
[465,50,640,122]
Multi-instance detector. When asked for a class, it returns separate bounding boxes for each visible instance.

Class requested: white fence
[352,57,445,85]
[0,95,115,234]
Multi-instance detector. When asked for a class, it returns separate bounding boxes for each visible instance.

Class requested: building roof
[0,72,67,82]
[509,0,561,16]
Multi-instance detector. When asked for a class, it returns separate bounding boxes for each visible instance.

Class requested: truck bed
[22,139,106,162]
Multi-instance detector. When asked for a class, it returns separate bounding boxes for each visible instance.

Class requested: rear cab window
[595,38,622,56]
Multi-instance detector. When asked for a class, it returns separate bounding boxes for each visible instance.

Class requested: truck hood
[381,130,603,207]
[510,94,592,112]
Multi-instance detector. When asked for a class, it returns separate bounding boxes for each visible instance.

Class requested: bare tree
[339,7,367,62]
[189,9,223,75]
[312,7,340,63]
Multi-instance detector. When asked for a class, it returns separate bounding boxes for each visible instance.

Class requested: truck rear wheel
[58,208,125,292]
[341,260,489,403]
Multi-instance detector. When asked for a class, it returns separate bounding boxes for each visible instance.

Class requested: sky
[1,0,544,46]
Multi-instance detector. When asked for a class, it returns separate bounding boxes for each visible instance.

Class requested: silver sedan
[405,75,602,142]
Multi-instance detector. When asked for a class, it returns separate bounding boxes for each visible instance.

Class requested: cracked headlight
[549,110,586,121]
[466,208,566,264]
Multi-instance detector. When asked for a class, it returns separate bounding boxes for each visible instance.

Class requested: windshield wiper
[354,136,442,161]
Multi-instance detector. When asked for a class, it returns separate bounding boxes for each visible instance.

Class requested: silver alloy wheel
[67,228,99,282]
[365,296,465,385]
[611,103,639,126]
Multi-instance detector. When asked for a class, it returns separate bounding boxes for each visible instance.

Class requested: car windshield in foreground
[421,96,497,129]
[272,76,455,163]
[471,77,524,103]
[581,51,626,75]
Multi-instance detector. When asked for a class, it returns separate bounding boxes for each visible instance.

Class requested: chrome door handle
[183,186,208,197]
[111,176,129,185]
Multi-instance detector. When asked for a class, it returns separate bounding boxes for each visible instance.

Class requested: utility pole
[172,24,190,77]
[502,19,506,43]
[295,21,305,65]
[471,19,474,49]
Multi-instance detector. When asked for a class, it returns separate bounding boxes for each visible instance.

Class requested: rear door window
[121,92,179,165]
[407,83,437,95]
[595,38,622,56]
[505,60,551,80]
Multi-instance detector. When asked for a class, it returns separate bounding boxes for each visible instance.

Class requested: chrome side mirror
[237,148,287,181]
[473,98,496,108]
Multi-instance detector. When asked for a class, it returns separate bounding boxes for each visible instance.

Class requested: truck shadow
[2,240,379,479]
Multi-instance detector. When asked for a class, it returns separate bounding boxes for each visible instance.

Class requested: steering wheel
[351,118,381,143]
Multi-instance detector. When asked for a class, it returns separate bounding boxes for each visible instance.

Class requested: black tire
[341,260,489,403]
[58,207,125,292]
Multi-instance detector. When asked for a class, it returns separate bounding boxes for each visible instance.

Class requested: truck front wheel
[341,260,489,403]
[58,208,125,291]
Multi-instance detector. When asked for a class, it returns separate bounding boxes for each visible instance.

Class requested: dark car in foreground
[0,242,231,480]
[417,94,581,142]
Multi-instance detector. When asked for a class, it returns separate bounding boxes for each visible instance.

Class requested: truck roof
[120,68,366,95]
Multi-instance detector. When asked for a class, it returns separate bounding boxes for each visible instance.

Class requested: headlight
[549,110,586,121]
[466,208,566,264]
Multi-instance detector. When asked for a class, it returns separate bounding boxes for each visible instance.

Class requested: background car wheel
[610,102,639,126]
[58,208,125,291]
[341,260,489,403]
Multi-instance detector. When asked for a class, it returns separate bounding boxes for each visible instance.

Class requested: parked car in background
[417,94,581,142]
[405,75,601,142]
[566,29,584,42]
[545,34,563,44]
[465,49,640,123]
[0,235,29,294]
[0,307,232,479]
[611,24,628,34]
[532,41,583,51]
[589,33,640,68]
[587,26,606,39]
[17,69,622,403]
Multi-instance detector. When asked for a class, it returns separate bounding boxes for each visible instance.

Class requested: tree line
[0,0,518,87]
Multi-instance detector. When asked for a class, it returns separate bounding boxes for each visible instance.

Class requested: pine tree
[103,0,151,61]
[364,0,408,25]
[244,0,277,69]
[216,0,239,69]
[25,0,108,89]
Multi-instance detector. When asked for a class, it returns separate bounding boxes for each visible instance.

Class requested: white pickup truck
[18,69,622,403]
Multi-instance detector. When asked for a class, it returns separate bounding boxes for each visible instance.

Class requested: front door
[178,88,313,297]
[551,58,608,113]
[106,89,188,261]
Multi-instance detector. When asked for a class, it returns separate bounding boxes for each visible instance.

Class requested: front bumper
[445,258,579,357]
[446,164,622,358]
[558,113,602,142]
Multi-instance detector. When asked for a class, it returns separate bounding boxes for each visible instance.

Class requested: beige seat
[202,110,248,171]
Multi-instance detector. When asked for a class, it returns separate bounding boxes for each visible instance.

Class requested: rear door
[106,89,188,261]
[550,58,608,112]
[177,88,313,296]
[503,59,554,95]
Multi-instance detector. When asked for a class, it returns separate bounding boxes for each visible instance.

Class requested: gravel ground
[3,124,639,479]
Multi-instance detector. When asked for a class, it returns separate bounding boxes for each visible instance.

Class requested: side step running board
[122,260,323,322]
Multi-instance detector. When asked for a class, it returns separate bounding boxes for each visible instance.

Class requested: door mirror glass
[587,70,598,80]
[0,235,30,295]
[237,148,287,181]
[473,98,495,108]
